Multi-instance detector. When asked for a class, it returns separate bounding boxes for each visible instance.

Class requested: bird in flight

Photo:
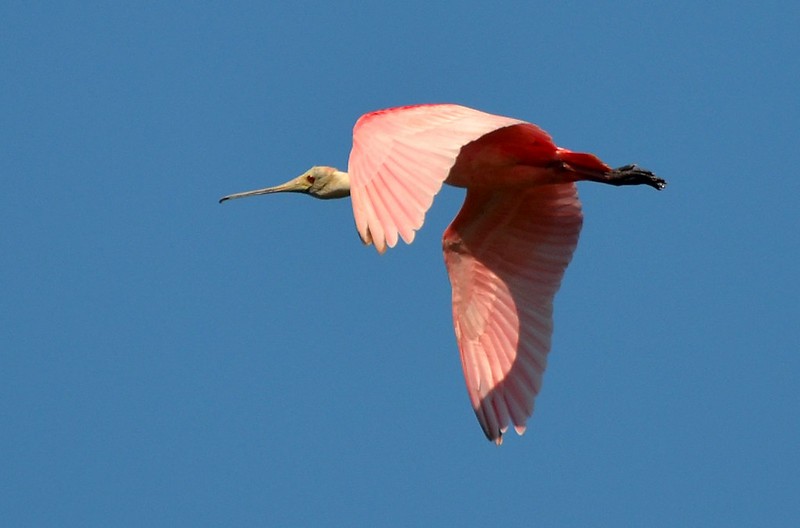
[220,104,665,444]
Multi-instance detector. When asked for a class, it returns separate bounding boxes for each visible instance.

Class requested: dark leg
[601,164,666,190]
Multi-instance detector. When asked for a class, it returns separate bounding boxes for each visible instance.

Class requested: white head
[219,166,350,203]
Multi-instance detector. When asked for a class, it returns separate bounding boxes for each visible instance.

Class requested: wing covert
[348,104,524,253]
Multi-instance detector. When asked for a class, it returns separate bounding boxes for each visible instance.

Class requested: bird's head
[219,166,350,203]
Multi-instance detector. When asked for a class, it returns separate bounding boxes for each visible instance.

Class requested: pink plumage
[221,104,665,443]
[348,105,583,442]
[349,104,525,252]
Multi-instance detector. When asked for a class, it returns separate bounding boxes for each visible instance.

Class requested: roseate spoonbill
[220,104,665,444]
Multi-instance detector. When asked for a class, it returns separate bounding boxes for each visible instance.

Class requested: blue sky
[2,1,798,526]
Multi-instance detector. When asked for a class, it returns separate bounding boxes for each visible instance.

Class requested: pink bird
[220,104,665,444]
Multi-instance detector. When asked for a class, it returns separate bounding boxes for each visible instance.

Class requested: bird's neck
[321,169,351,199]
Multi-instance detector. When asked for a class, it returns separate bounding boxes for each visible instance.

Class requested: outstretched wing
[443,183,583,443]
[347,104,524,253]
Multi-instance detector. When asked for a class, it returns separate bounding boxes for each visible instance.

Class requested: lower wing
[442,183,583,443]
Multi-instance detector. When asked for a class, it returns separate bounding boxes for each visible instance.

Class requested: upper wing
[347,104,524,253]
[442,183,583,443]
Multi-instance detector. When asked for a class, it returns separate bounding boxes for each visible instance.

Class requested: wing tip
[484,423,527,445]
[358,225,378,249]
[359,224,414,255]
[483,422,528,445]
[364,231,388,255]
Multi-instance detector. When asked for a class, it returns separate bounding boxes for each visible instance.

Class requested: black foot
[608,164,666,190]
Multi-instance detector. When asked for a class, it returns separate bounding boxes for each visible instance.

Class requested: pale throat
[323,169,351,198]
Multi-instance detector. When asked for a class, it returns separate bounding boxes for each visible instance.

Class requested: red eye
[307,175,316,183]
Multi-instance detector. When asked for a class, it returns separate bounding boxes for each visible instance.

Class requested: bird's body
[221,104,665,443]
